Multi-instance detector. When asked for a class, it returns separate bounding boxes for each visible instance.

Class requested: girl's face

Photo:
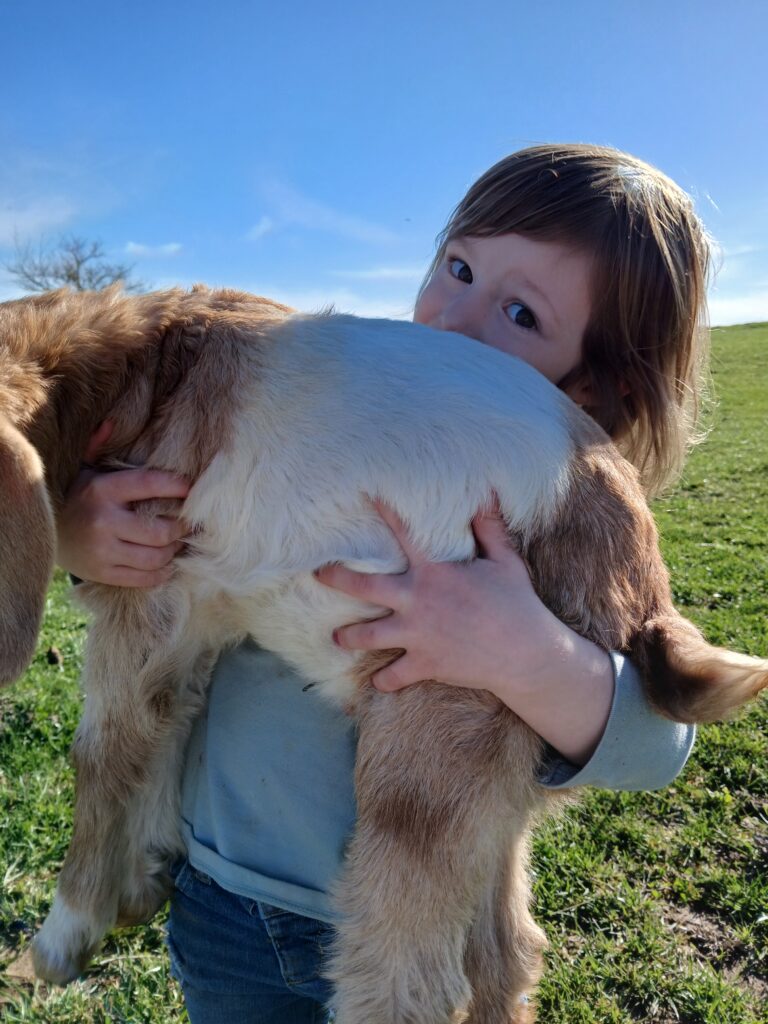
[414,234,593,401]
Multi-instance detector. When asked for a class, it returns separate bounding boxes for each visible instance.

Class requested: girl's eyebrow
[510,273,558,329]
[446,239,469,256]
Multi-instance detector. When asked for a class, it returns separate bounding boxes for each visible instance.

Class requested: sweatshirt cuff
[537,651,695,792]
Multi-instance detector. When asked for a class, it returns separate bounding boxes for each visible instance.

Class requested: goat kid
[1,286,766,1024]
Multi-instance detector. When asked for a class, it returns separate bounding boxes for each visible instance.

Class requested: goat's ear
[0,415,55,685]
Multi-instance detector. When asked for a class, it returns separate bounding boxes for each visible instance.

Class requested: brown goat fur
[1,285,766,1023]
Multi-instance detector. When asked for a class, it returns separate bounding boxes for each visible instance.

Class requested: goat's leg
[462,841,546,1024]
[31,792,126,986]
[31,587,207,984]
[329,817,474,1024]
[31,692,153,984]
[117,646,217,926]
[328,685,545,1024]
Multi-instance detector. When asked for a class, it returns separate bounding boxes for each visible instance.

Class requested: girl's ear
[564,378,592,408]
[560,364,595,408]
[564,372,630,409]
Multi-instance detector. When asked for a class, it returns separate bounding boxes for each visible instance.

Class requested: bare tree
[4,235,146,293]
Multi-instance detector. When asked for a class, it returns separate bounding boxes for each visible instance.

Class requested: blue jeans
[167,860,335,1023]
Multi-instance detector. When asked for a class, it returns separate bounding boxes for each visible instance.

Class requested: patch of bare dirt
[663,904,768,1003]
[664,904,741,961]
[5,947,36,984]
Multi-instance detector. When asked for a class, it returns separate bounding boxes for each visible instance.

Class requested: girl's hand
[314,498,614,764]
[56,422,191,588]
[315,499,553,695]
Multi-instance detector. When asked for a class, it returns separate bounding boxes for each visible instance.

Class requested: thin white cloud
[722,243,763,258]
[125,241,183,258]
[0,196,77,246]
[242,282,414,320]
[330,265,425,283]
[712,238,768,285]
[0,144,166,254]
[708,289,768,326]
[246,216,274,241]
[251,181,398,246]
[116,274,415,320]
[0,267,25,301]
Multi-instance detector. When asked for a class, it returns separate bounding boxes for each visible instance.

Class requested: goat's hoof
[30,899,103,985]
[30,932,94,986]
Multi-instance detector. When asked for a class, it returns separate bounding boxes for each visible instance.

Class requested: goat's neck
[2,289,178,508]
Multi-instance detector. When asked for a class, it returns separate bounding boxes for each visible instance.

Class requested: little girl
[57,143,711,1023]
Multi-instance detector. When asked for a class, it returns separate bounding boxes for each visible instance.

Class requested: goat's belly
[214,571,389,706]
[184,475,493,705]
[183,457,574,707]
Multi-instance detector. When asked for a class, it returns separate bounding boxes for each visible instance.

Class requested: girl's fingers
[333,612,402,653]
[367,497,428,566]
[112,509,190,547]
[371,653,429,693]
[103,565,176,589]
[471,493,519,561]
[314,563,408,610]
[471,507,513,560]
[98,468,192,504]
[116,539,186,572]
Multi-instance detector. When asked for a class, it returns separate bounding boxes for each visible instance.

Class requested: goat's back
[172,311,767,721]
[175,313,626,700]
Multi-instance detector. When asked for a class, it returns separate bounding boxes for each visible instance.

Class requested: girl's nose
[434,294,484,339]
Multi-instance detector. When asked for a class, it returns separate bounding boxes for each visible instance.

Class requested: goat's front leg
[116,642,218,928]
[31,585,211,985]
[328,685,544,1024]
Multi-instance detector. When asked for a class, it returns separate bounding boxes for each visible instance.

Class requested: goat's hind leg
[330,820,474,1024]
[462,840,546,1024]
[330,686,537,1024]
[31,587,205,984]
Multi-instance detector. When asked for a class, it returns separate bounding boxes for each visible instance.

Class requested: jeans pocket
[265,911,336,990]
[172,858,213,899]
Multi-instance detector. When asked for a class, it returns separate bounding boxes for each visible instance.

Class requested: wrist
[492,624,615,766]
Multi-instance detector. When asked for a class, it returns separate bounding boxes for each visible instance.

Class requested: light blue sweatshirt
[180,642,695,924]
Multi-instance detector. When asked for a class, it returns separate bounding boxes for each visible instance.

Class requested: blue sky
[2,0,767,324]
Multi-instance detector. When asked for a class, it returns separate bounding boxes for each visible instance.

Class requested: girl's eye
[448,257,473,284]
[505,302,537,330]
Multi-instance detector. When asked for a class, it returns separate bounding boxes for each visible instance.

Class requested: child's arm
[537,653,695,790]
[315,500,692,775]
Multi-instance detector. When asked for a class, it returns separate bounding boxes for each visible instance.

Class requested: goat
[1,285,766,1024]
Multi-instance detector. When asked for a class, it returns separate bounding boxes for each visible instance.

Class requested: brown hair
[421,143,713,496]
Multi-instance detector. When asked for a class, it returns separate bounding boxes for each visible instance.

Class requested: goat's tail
[0,415,55,685]
[630,613,768,724]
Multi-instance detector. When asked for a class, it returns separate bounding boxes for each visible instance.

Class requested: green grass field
[1,323,766,1023]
